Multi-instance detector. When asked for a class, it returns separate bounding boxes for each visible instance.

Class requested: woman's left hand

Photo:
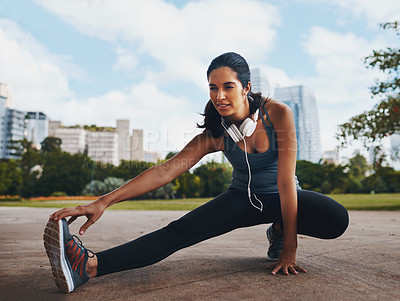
[266,245,307,275]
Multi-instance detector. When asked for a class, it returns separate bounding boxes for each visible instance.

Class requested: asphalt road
[1,207,399,301]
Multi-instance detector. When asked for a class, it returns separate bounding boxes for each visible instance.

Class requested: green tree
[193,161,232,197]
[103,177,126,192]
[0,159,22,195]
[82,177,126,196]
[35,151,92,196]
[321,162,348,194]
[362,165,400,193]
[153,183,176,199]
[3,139,41,197]
[41,137,62,153]
[346,152,369,193]
[111,160,154,181]
[378,167,400,192]
[296,160,325,192]
[86,161,116,182]
[165,152,178,160]
[337,21,400,156]
[82,180,106,196]
[19,146,41,197]
[296,160,350,194]
[348,152,369,178]
[173,171,201,198]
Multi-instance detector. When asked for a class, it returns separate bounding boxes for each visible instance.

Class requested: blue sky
[0,0,399,158]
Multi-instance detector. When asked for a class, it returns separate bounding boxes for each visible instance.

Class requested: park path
[0,207,399,301]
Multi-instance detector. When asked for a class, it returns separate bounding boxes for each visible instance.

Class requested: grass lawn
[0,194,399,211]
[327,193,400,210]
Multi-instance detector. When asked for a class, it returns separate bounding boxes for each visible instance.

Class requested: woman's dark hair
[197,52,268,138]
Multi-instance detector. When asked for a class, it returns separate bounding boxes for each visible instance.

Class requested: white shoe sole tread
[43,219,74,293]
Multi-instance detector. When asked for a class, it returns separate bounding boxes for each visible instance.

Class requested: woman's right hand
[50,198,108,235]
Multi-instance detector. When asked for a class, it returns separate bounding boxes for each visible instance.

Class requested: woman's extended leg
[96,188,275,276]
[95,189,348,276]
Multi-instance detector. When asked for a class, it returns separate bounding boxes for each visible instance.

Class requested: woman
[44,52,349,293]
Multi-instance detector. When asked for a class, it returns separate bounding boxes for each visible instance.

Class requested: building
[274,85,322,163]
[54,126,86,155]
[116,120,145,162]
[116,119,146,162]
[0,84,8,158]
[116,119,131,162]
[50,123,119,164]
[0,83,13,108]
[251,68,271,96]
[1,108,27,159]
[131,129,144,161]
[86,130,118,165]
[48,121,62,137]
[49,119,158,164]
[1,84,49,158]
[391,133,400,161]
[26,111,49,149]
[144,151,162,163]
[0,83,154,163]
[6,109,26,142]
[0,84,27,159]
[321,150,339,165]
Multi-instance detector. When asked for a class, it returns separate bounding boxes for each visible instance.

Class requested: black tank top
[223,106,300,194]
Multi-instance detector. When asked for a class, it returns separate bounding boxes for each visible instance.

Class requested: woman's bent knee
[327,204,349,239]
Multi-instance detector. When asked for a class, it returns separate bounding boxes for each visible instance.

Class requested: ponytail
[248,91,268,115]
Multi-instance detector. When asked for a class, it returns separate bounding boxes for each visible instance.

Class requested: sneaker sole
[43,219,74,293]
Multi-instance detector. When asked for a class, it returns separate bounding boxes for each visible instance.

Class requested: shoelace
[72,235,95,258]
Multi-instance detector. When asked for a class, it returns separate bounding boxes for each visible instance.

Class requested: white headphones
[220,109,259,142]
[220,108,263,212]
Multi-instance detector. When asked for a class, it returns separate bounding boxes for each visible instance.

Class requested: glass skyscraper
[26,111,49,148]
[0,88,7,158]
[274,85,322,163]
[249,69,322,162]
[3,108,27,159]
[0,83,27,159]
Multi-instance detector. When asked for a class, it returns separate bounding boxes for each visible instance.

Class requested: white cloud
[36,0,281,88]
[0,17,202,153]
[32,0,283,150]
[0,18,75,114]
[258,65,299,92]
[300,26,387,151]
[334,0,400,26]
[6,0,396,158]
[112,46,139,72]
[293,0,400,27]
[60,82,203,153]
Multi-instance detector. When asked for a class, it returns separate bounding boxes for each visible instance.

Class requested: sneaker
[43,218,93,293]
[266,224,284,261]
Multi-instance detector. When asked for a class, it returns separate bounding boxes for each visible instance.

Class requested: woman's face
[208,67,250,121]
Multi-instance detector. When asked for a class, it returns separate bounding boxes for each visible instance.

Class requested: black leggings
[96,189,349,276]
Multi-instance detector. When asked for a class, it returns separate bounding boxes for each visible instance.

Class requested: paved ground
[0,207,399,301]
